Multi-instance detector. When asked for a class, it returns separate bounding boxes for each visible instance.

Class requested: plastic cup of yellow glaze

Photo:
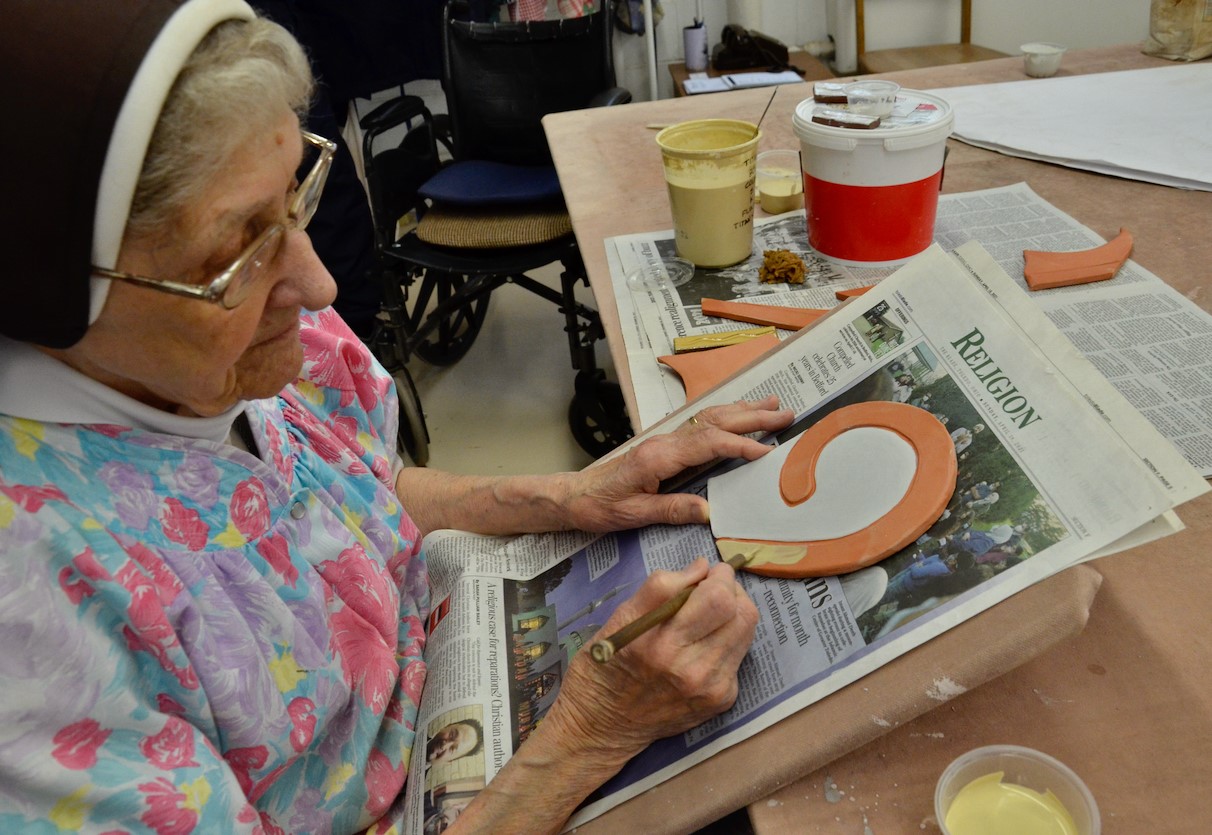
[655,119,760,268]
[756,150,804,215]
[935,745,1100,835]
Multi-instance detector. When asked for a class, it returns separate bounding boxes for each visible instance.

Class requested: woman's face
[46,109,338,417]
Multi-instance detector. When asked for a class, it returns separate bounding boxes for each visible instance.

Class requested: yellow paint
[944,772,1078,835]
[48,785,91,830]
[757,167,804,214]
[717,539,807,567]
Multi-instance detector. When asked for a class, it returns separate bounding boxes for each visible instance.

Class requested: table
[546,44,1212,832]
[668,51,833,97]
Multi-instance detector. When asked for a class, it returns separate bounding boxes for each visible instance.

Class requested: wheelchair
[358,1,635,465]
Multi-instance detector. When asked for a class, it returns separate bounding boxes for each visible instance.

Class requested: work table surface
[544,43,1212,833]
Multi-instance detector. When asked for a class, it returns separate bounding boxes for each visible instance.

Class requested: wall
[612,0,831,100]
[613,0,1153,99]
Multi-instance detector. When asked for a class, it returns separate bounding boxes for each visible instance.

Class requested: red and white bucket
[792,90,954,267]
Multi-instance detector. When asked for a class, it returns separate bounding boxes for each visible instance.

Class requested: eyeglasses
[92,130,337,310]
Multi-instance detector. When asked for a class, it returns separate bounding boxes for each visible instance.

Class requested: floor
[401,262,602,476]
[364,84,756,835]
[353,80,601,477]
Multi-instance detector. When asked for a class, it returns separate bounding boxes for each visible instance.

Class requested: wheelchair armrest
[431,113,454,157]
[360,95,431,134]
[588,86,632,108]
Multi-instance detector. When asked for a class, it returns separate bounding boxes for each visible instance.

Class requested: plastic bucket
[655,119,760,268]
[792,90,953,267]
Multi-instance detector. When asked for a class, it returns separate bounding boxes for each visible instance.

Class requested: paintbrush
[590,551,753,664]
[754,86,778,137]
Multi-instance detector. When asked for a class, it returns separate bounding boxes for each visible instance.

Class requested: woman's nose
[268,229,339,311]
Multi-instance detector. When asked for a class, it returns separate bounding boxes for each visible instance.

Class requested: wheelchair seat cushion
[418,160,564,207]
[416,204,572,248]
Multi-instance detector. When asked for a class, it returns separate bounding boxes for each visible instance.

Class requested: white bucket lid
[793,89,954,152]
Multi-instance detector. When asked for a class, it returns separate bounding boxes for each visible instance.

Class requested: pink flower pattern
[138,778,199,835]
[139,718,199,770]
[51,718,111,770]
[364,748,406,819]
[230,478,271,539]
[0,310,428,831]
[159,498,209,550]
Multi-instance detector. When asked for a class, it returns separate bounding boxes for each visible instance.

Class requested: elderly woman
[0,2,791,832]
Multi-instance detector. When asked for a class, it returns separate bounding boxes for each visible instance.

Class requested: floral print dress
[0,310,428,834]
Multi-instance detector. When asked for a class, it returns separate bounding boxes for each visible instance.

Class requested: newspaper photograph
[608,183,1212,478]
[399,244,1206,832]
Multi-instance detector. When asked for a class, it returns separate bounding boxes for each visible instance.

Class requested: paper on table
[683,70,803,95]
[928,64,1212,191]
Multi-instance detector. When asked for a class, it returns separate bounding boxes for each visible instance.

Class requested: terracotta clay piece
[701,297,828,331]
[658,333,780,402]
[713,401,958,578]
[834,286,874,300]
[1022,228,1133,290]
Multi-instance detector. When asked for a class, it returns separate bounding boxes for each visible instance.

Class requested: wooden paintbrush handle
[590,553,751,664]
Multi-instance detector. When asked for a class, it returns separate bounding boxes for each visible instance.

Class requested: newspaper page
[399,244,1206,832]
[609,183,1212,478]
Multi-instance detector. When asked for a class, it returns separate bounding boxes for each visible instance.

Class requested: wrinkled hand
[563,395,792,532]
[543,558,759,766]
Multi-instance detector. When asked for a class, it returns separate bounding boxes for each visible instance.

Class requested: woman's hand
[547,557,759,755]
[446,558,758,834]
[562,394,793,532]
[396,395,791,537]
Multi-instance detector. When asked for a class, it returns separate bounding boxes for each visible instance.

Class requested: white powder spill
[926,677,967,701]
[824,776,844,803]
[872,715,892,727]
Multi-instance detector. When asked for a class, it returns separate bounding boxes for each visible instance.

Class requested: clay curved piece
[658,333,780,402]
[834,286,874,300]
[701,298,828,331]
[1023,228,1133,290]
[717,401,957,579]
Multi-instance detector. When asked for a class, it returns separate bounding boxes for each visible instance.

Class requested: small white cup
[1021,42,1067,78]
[683,24,708,73]
[756,149,804,214]
[935,745,1100,835]
[844,80,901,117]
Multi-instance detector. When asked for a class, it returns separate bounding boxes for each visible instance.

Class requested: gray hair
[127,16,314,238]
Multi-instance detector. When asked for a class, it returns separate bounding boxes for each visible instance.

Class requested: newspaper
[608,183,1212,478]
[399,242,1206,832]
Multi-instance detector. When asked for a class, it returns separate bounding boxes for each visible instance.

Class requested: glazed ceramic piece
[701,297,829,330]
[1023,228,1133,290]
[658,333,780,402]
[709,401,957,578]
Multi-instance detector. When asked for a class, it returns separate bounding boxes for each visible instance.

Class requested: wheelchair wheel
[412,274,490,366]
[567,377,633,459]
[393,368,430,467]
